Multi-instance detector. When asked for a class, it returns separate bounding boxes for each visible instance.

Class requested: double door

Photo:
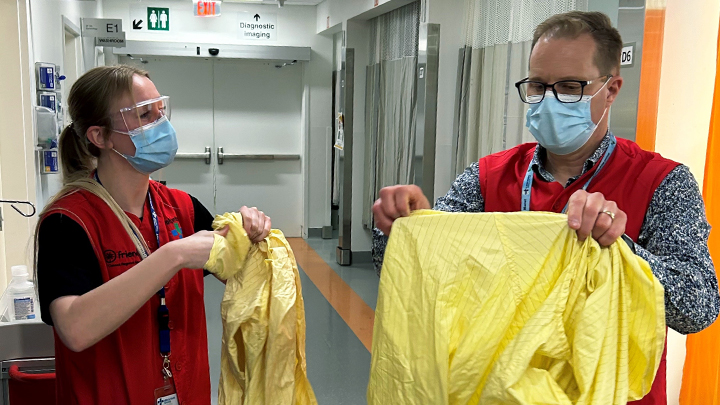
[121,56,304,236]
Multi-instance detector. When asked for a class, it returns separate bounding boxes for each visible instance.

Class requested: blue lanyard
[148,193,172,359]
[521,135,617,213]
[94,174,172,367]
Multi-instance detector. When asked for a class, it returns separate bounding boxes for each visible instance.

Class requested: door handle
[175,146,211,164]
[217,146,300,164]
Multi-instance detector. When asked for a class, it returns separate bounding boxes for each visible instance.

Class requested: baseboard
[353,251,372,263]
[308,226,333,239]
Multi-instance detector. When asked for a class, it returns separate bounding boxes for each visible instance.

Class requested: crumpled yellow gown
[205,212,317,405]
[368,210,665,405]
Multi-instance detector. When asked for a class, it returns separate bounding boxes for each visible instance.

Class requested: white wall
[30,0,103,69]
[30,0,104,207]
[0,0,36,292]
[653,0,720,403]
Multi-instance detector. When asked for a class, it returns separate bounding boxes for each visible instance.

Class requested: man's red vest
[479,137,679,404]
[43,180,211,404]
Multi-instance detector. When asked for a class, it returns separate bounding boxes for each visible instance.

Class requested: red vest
[479,138,679,404]
[43,181,211,405]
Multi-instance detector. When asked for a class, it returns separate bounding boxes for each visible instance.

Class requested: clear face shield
[116,96,171,136]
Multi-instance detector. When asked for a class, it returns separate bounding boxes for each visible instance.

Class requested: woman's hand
[240,206,272,243]
[171,227,229,269]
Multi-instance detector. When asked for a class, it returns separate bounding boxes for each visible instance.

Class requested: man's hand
[566,190,627,247]
[372,185,431,235]
[240,206,271,243]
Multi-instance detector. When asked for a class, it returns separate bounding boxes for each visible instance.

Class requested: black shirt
[37,196,214,325]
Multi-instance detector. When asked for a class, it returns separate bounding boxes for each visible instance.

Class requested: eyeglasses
[515,75,612,104]
[116,96,171,133]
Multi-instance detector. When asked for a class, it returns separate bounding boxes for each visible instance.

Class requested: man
[372,11,719,405]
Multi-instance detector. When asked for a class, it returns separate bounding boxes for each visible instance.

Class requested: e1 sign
[81,18,123,36]
[82,18,126,48]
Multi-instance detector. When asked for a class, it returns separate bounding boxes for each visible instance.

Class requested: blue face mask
[114,116,178,174]
[525,89,608,155]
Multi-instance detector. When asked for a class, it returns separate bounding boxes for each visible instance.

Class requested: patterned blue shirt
[372,134,719,335]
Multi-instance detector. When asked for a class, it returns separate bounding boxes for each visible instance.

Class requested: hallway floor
[204,236,379,405]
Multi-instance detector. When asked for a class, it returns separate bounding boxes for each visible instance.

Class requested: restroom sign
[238,13,277,41]
[148,7,170,31]
[621,43,634,67]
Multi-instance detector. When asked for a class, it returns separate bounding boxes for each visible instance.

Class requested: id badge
[154,382,179,405]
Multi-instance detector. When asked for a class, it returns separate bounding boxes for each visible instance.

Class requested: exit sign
[194,0,221,17]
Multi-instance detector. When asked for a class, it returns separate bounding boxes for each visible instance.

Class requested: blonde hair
[34,66,154,285]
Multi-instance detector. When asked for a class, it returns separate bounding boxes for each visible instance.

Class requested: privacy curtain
[679,21,720,405]
[453,0,586,175]
[363,1,420,228]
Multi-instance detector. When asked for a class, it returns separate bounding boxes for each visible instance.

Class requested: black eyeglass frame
[514,75,613,104]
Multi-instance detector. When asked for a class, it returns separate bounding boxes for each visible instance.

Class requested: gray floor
[204,276,225,405]
[304,237,380,311]
[204,237,380,405]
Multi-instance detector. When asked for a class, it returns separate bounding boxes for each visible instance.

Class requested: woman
[35,65,271,404]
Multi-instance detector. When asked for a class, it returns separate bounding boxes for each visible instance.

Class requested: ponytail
[58,123,98,184]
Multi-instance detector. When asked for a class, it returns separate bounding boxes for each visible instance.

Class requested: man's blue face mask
[525,79,610,155]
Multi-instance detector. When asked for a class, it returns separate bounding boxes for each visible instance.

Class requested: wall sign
[621,43,635,67]
[81,18,123,36]
[238,12,277,41]
[96,32,126,47]
[148,7,170,31]
[81,18,126,47]
[194,0,221,17]
[131,6,172,32]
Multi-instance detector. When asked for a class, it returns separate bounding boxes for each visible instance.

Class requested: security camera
[209,48,219,56]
